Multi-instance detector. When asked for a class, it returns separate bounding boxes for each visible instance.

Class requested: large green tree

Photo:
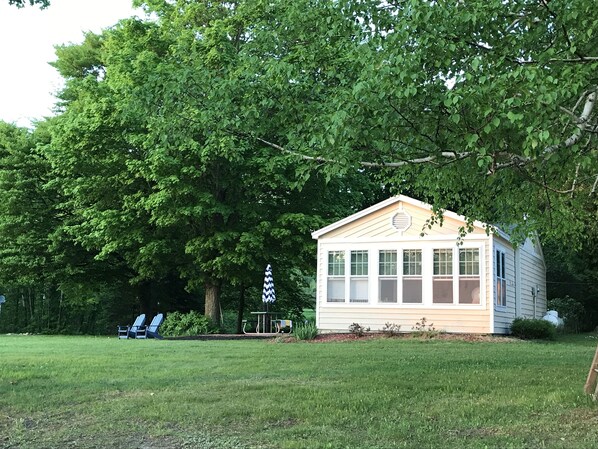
[0,122,61,331]
[47,10,380,325]
[128,0,598,245]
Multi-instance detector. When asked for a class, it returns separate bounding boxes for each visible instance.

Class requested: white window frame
[432,248,454,304]
[495,248,507,309]
[458,248,481,304]
[320,242,485,309]
[326,250,346,303]
[350,250,369,303]
[378,250,398,303]
[401,248,423,304]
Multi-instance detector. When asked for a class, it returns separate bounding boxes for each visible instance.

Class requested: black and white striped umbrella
[261,264,276,304]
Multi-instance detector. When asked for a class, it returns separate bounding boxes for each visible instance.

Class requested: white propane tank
[543,310,564,328]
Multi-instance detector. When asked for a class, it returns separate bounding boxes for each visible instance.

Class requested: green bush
[294,322,319,340]
[348,322,370,337]
[510,317,556,340]
[161,311,216,337]
[547,296,586,333]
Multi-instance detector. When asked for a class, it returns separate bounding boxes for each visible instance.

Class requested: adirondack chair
[117,314,146,339]
[135,313,164,340]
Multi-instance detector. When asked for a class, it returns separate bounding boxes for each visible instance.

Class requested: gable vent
[392,210,411,232]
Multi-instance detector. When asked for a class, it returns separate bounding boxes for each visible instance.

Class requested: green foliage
[548,296,586,333]
[544,238,598,331]
[293,322,318,341]
[348,322,370,337]
[510,317,557,340]
[8,0,49,7]
[160,311,216,337]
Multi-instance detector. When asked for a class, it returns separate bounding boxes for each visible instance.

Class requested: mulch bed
[289,332,520,343]
[167,333,519,343]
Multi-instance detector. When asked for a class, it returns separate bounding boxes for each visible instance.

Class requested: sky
[0,0,142,128]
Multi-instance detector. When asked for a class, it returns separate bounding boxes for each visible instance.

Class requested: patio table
[250,311,281,333]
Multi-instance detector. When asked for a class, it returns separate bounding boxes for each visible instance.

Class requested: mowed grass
[1,334,598,449]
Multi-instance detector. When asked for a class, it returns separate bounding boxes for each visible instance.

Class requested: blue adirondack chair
[135,313,164,340]
[117,314,146,339]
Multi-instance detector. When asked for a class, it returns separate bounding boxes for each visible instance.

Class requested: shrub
[294,322,319,340]
[410,317,442,338]
[547,296,586,333]
[349,322,370,337]
[510,317,556,340]
[161,311,216,337]
[412,317,435,332]
[382,322,401,337]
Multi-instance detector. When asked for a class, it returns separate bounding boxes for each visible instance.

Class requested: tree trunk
[138,281,153,317]
[205,280,221,325]
[236,285,245,334]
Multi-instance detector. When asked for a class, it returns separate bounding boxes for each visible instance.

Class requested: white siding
[492,236,547,334]
[492,237,517,334]
[318,306,491,334]
[519,238,547,319]
[321,200,486,240]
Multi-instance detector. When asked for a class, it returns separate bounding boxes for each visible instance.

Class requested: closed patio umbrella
[261,264,276,332]
[262,264,276,306]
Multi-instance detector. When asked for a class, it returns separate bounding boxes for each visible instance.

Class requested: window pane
[379,279,397,303]
[433,278,453,303]
[350,279,368,302]
[351,250,368,276]
[379,250,397,276]
[403,278,422,303]
[434,249,453,275]
[328,251,345,276]
[403,249,422,275]
[495,250,507,307]
[327,279,345,302]
[459,278,480,304]
[459,249,480,275]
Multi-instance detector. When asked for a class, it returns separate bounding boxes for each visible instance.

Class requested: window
[379,250,397,303]
[402,249,422,303]
[327,251,345,302]
[495,249,507,307]
[433,249,453,303]
[459,249,480,304]
[350,250,368,302]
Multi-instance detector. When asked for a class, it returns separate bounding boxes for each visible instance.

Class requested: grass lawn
[1,334,598,449]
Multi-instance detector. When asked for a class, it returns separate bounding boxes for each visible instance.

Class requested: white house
[311,195,546,334]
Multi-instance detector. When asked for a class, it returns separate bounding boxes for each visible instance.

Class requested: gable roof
[311,195,497,240]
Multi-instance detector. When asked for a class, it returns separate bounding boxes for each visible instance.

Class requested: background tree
[49,30,196,320]
[43,9,383,328]
[8,0,48,7]
[0,121,61,332]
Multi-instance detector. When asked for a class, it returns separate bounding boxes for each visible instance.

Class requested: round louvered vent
[392,210,411,232]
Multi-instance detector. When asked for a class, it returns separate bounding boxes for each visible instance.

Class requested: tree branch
[252,135,470,168]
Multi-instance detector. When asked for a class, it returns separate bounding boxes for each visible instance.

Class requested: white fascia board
[311,194,495,240]
[311,196,402,239]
